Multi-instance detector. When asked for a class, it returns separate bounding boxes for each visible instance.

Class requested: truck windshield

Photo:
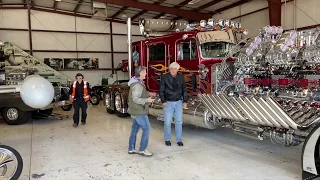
[200,42,229,58]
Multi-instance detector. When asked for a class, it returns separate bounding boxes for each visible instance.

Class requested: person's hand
[162,103,167,107]
[146,97,155,103]
[150,92,157,96]
[183,103,188,109]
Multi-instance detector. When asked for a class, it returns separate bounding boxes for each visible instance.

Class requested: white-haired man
[159,62,188,146]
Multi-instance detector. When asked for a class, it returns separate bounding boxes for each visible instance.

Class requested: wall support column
[268,0,281,26]
[110,21,115,74]
[27,0,33,55]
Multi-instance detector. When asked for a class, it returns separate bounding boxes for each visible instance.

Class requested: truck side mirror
[191,74,197,91]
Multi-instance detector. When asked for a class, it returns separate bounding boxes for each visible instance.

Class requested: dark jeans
[73,98,87,124]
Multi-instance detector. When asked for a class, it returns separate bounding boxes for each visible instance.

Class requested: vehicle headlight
[225,20,230,27]
[235,22,241,29]
[207,19,214,27]
[200,20,206,28]
[218,19,225,27]
[243,29,249,35]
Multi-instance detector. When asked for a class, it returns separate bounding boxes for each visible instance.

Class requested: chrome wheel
[0,147,19,179]
[6,108,18,121]
[115,95,122,112]
[91,96,98,104]
[203,109,217,129]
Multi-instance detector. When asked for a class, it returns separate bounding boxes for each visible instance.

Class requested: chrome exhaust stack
[218,94,246,121]
[198,94,222,118]
[198,93,301,130]
[250,97,282,128]
[230,96,259,125]
[127,17,132,78]
[264,97,298,129]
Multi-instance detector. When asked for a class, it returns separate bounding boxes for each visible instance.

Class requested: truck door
[146,42,167,92]
[175,38,198,71]
[174,38,204,97]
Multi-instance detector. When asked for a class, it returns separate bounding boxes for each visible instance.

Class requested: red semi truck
[103,18,247,129]
[104,18,320,179]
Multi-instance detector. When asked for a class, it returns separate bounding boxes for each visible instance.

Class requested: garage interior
[0,0,319,179]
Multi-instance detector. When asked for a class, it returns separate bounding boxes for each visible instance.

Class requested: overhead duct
[92,1,107,20]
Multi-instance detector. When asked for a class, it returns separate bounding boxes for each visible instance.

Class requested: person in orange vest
[69,73,91,127]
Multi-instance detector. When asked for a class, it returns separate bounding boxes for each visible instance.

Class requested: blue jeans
[128,115,151,152]
[163,100,183,142]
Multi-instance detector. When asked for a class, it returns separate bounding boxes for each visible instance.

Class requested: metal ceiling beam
[111,7,128,19]
[268,0,281,26]
[213,0,252,14]
[197,0,223,10]
[74,0,84,13]
[172,0,223,20]
[154,0,193,19]
[110,7,128,19]
[131,0,166,21]
[95,0,211,21]
[111,0,138,19]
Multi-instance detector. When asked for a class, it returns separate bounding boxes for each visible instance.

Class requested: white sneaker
[139,150,153,157]
[128,149,137,154]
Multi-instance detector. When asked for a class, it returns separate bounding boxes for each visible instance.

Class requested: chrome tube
[231,97,258,125]
[0,85,21,93]
[233,122,262,131]
[258,98,290,129]
[206,94,229,119]
[203,94,226,118]
[127,17,132,79]
[265,97,298,129]
[212,95,237,120]
[218,94,246,121]
[239,97,266,125]
[294,0,296,30]
[251,97,282,128]
[198,94,221,117]
[242,97,269,126]
[233,129,263,141]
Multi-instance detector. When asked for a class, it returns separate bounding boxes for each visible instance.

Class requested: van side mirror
[191,74,197,91]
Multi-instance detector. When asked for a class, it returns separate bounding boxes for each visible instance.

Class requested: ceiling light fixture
[188,0,202,5]
[121,13,128,20]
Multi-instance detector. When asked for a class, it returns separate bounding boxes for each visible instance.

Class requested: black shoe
[165,141,171,146]
[177,142,184,146]
[81,121,86,125]
[72,123,78,127]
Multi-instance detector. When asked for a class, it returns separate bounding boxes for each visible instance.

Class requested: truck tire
[0,144,23,180]
[107,108,115,114]
[114,92,129,117]
[2,107,31,125]
[61,104,73,111]
[90,94,100,105]
[105,92,115,114]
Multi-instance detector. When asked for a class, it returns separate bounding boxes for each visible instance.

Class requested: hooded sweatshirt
[127,77,150,116]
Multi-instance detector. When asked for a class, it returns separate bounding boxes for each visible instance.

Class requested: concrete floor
[0,104,303,180]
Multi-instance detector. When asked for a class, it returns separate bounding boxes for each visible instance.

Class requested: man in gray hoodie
[127,66,155,157]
